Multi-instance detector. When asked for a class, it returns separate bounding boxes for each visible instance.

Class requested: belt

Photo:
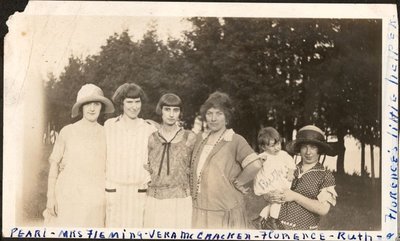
[105,188,147,193]
[147,185,190,199]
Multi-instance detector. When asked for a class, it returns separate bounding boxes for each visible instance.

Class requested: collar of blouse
[201,128,235,142]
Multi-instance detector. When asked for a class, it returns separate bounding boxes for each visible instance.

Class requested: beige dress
[190,129,258,229]
[46,121,106,227]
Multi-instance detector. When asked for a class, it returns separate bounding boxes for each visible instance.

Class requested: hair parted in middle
[78,102,105,117]
[155,93,183,115]
[257,127,282,150]
[200,91,234,125]
[112,83,147,114]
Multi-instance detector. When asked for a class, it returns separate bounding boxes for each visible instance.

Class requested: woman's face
[300,143,320,164]
[82,101,102,122]
[123,97,141,119]
[161,106,181,126]
[205,107,226,132]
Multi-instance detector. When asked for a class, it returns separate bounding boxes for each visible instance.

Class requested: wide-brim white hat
[71,84,115,118]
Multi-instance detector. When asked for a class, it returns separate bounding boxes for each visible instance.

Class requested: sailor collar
[296,161,325,178]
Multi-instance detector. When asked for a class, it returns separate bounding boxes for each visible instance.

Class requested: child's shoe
[261,217,282,230]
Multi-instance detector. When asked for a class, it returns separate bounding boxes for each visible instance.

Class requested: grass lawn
[22,145,381,230]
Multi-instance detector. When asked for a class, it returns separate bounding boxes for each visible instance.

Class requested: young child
[253,127,296,229]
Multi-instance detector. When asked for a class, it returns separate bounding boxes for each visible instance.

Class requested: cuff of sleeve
[242,153,259,168]
[317,185,338,206]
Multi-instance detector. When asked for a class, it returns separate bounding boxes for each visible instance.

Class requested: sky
[7,15,192,79]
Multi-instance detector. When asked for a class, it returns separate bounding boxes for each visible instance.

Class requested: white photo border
[3,1,398,240]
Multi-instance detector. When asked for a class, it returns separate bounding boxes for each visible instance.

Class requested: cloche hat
[71,84,115,118]
[286,125,336,156]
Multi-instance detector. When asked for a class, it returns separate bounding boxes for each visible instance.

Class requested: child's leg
[259,204,271,219]
[269,202,282,219]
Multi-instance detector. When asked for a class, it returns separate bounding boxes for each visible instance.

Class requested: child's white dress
[253,150,296,218]
[254,151,296,195]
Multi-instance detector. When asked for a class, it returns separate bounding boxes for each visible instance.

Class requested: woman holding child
[265,125,338,230]
[190,91,262,229]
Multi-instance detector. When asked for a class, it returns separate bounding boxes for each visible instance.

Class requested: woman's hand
[282,189,331,216]
[282,189,299,202]
[46,196,58,217]
[232,179,250,194]
[263,190,285,203]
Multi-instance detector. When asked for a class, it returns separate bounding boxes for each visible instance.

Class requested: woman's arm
[45,127,67,217]
[283,189,331,216]
[233,158,263,193]
[46,162,59,216]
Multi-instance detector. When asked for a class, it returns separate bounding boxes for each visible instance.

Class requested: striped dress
[104,116,157,228]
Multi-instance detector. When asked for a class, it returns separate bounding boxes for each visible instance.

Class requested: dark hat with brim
[286,125,336,156]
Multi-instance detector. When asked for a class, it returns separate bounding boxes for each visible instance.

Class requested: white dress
[254,150,296,195]
[46,121,106,227]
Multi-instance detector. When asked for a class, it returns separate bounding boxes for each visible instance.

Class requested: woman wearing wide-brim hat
[266,125,338,230]
[43,84,114,227]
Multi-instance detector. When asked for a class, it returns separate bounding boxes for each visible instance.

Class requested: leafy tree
[308,19,381,175]
[46,28,191,128]
[46,56,86,130]
[180,18,225,124]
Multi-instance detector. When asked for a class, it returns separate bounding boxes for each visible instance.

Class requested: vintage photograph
[2,1,397,239]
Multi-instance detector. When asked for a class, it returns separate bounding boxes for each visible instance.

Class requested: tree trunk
[379,144,382,181]
[336,130,346,175]
[303,76,315,125]
[361,141,366,177]
[277,118,293,151]
[370,144,376,186]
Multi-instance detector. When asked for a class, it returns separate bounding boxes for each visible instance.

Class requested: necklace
[190,128,227,200]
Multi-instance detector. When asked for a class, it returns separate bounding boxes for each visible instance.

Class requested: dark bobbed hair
[257,127,281,150]
[155,93,183,115]
[112,83,147,114]
[200,91,234,125]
